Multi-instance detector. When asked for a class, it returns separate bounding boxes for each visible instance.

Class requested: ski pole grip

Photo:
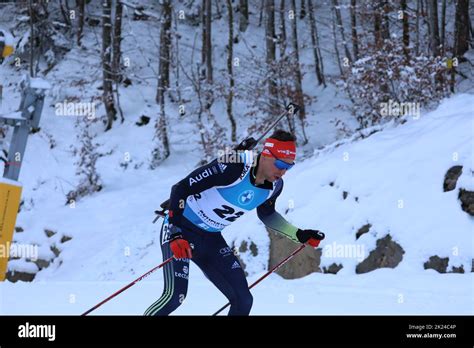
[234,137,258,151]
[286,102,300,115]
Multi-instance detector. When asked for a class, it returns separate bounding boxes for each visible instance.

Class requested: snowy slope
[276,93,474,274]
[1,94,473,315]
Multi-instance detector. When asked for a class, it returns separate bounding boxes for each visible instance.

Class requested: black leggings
[144,216,253,316]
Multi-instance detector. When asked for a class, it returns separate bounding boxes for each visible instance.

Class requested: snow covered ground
[1,94,472,315]
[1,268,472,315]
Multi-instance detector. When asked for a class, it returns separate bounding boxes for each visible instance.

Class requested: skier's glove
[296,229,325,248]
[168,225,192,259]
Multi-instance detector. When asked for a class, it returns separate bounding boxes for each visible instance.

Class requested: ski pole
[253,102,300,146]
[81,256,174,316]
[153,102,301,222]
[212,243,306,316]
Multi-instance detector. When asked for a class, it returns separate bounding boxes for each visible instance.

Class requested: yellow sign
[0,180,22,281]
[2,44,13,58]
[1,29,15,58]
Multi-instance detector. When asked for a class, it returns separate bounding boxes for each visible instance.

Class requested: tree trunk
[421,0,431,55]
[401,0,409,60]
[239,0,249,32]
[76,0,85,46]
[159,98,170,159]
[172,11,182,105]
[374,2,382,47]
[415,0,420,55]
[203,0,213,84]
[381,0,390,40]
[427,0,440,56]
[374,1,390,47]
[265,0,278,117]
[440,0,446,53]
[307,0,325,86]
[28,0,35,77]
[112,0,123,82]
[102,0,116,131]
[151,98,171,166]
[59,0,71,27]
[156,0,172,105]
[332,0,352,63]
[226,0,237,142]
[214,0,222,19]
[290,0,307,144]
[259,0,265,26]
[350,0,359,61]
[300,0,306,19]
[201,0,206,68]
[278,0,287,58]
[454,0,470,59]
[332,7,344,75]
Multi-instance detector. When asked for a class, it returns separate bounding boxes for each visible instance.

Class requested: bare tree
[170,9,182,105]
[289,0,307,144]
[226,0,237,142]
[332,0,352,63]
[150,99,171,167]
[440,0,446,52]
[102,0,116,131]
[265,0,278,117]
[156,0,172,105]
[112,0,123,82]
[28,0,35,77]
[373,1,389,47]
[151,0,172,164]
[76,0,85,46]
[350,0,359,60]
[427,0,440,56]
[300,0,306,19]
[202,0,213,84]
[374,2,382,47]
[180,38,226,163]
[201,0,206,65]
[59,0,72,28]
[415,0,420,55]
[454,0,470,59]
[278,0,287,58]
[239,0,249,32]
[380,0,390,40]
[67,119,103,204]
[214,0,222,18]
[259,0,265,26]
[401,0,409,60]
[331,5,344,75]
[307,0,325,86]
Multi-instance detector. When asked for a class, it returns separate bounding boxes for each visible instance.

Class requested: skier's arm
[256,180,300,243]
[167,159,242,226]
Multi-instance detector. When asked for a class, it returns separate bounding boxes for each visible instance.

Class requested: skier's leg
[144,217,189,316]
[193,234,253,316]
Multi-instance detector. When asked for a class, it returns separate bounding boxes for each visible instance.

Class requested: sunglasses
[268,149,295,170]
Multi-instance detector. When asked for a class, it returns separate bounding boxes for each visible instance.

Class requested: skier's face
[260,154,292,182]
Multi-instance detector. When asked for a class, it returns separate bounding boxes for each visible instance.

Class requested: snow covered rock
[355,223,371,240]
[443,165,463,192]
[458,188,474,216]
[424,255,466,273]
[322,263,343,274]
[356,234,404,274]
[423,255,449,273]
[268,230,321,279]
[6,270,36,283]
